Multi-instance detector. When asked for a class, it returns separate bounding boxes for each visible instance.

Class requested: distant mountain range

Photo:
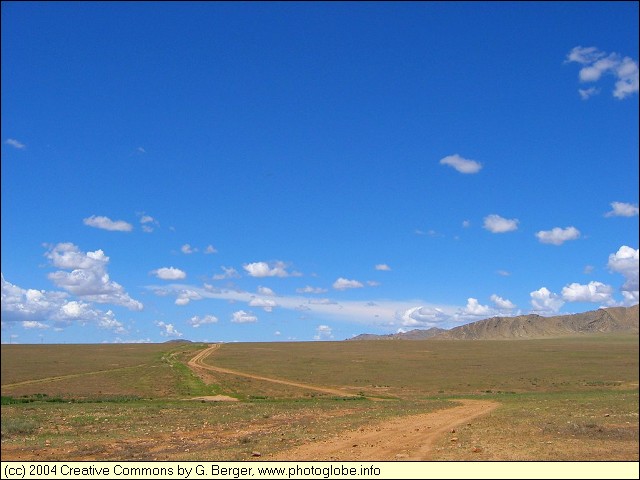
[347,304,639,341]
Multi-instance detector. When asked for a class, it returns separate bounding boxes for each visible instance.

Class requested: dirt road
[188,344,499,460]
[1,364,148,389]
[188,344,360,398]
[272,398,498,460]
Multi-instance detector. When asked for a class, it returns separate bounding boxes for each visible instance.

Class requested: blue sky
[1,2,638,344]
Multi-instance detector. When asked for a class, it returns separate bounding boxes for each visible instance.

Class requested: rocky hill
[348,304,639,341]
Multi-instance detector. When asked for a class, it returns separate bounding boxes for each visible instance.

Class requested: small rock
[352,444,358,448]
[604,414,610,417]
[450,429,456,433]
[251,451,261,457]
[395,453,408,459]
[472,447,482,453]
[450,437,458,442]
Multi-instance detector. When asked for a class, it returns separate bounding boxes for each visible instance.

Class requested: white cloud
[314,325,334,340]
[561,281,615,305]
[496,270,511,277]
[367,280,380,287]
[181,244,197,254]
[249,297,277,312]
[607,246,639,304]
[535,226,580,245]
[614,56,640,99]
[22,321,49,329]
[490,294,516,310]
[579,87,600,100]
[139,214,158,233]
[333,277,364,290]
[375,264,391,271]
[462,220,471,228]
[136,147,146,154]
[243,261,294,278]
[232,310,258,323]
[155,321,182,338]
[483,214,519,233]
[212,266,241,280]
[398,306,450,327]
[5,138,25,149]
[566,46,604,65]
[566,46,639,100]
[462,298,492,316]
[530,287,564,313]
[1,273,125,332]
[605,202,639,218]
[152,267,187,280]
[257,286,276,296]
[439,154,482,174]
[45,243,143,311]
[83,215,133,232]
[174,288,202,306]
[204,245,218,254]
[187,315,218,328]
[296,285,328,294]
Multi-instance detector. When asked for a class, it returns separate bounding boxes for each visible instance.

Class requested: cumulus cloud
[296,286,328,294]
[314,325,334,340]
[375,264,391,271]
[439,154,482,174]
[535,226,580,245]
[212,266,241,280]
[607,246,639,304]
[22,321,49,329]
[566,46,639,99]
[483,214,519,233]
[578,87,600,100]
[187,315,218,328]
[398,306,450,327]
[257,286,276,296]
[530,287,564,313]
[243,261,294,278]
[490,294,516,310]
[462,298,492,316]
[174,289,202,306]
[139,214,159,233]
[181,244,197,254]
[83,215,133,232]
[333,277,364,290]
[605,202,639,218]
[155,321,182,338]
[45,243,143,310]
[231,310,258,323]
[1,273,125,332]
[561,281,615,305]
[204,245,218,254]
[5,138,25,149]
[249,297,277,312]
[152,267,186,281]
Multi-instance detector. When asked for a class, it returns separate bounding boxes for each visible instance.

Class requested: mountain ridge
[346,304,639,341]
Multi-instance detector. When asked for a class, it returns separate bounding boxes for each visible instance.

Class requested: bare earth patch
[188,395,239,402]
[271,399,498,461]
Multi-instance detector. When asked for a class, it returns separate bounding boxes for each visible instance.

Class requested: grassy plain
[1,334,638,461]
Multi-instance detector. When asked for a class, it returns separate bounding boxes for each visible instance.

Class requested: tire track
[188,344,359,398]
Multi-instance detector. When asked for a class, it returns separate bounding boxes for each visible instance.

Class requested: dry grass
[1,334,638,461]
